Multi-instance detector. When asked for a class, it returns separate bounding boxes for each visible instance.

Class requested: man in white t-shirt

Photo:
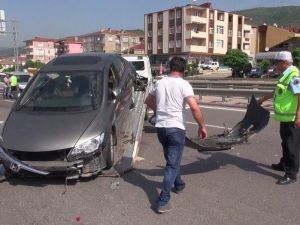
[145,57,208,213]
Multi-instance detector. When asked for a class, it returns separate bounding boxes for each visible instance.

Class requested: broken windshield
[17,71,102,111]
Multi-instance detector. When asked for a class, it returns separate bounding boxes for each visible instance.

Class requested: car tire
[105,132,116,169]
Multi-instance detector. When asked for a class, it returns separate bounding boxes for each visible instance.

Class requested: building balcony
[186,45,207,53]
[185,31,206,39]
[186,16,207,25]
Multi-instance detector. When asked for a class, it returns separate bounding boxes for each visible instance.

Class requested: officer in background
[9,73,18,99]
[258,51,300,185]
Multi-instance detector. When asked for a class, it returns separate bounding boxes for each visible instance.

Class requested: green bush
[186,62,199,76]
[257,59,271,73]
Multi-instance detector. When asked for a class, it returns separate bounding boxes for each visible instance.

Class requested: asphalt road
[0,98,300,225]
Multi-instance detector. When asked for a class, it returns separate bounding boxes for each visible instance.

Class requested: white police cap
[275,51,293,63]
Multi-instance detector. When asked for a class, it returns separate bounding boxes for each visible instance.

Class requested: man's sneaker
[157,202,173,214]
[172,187,184,194]
[271,163,284,172]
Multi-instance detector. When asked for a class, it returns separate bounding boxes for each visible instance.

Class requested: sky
[0,0,300,48]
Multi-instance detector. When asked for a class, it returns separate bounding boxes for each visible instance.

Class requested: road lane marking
[185,121,229,129]
[4,99,14,103]
[201,105,274,114]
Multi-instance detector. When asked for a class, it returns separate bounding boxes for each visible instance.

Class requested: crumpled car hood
[2,110,98,152]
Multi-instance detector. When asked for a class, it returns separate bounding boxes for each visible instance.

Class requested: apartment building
[144,2,252,63]
[24,37,56,64]
[118,31,144,53]
[81,28,144,54]
[55,36,83,56]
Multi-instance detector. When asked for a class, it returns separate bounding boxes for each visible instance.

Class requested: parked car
[247,67,265,78]
[267,67,279,78]
[0,53,137,179]
[202,61,219,70]
[13,71,30,91]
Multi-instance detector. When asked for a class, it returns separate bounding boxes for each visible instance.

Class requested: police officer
[9,73,18,99]
[258,51,300,185]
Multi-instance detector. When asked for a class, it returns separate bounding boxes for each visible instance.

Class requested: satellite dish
[265,47,269,52]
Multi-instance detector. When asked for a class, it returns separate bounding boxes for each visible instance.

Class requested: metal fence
[189,79,275,102]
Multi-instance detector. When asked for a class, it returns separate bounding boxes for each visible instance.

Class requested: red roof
[129,43,145,50]
[25,37,57,42]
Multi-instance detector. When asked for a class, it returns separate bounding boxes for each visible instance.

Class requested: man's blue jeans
[157,127,186,206]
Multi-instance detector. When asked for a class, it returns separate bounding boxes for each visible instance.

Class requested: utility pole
[0,18,20,71]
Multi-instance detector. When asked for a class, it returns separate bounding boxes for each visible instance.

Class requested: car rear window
[53,56,101,65]
[130,61,145,71]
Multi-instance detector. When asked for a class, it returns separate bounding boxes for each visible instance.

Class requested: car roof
[40,53,120,72]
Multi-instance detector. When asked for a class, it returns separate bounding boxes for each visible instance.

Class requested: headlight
[68,133,105,160]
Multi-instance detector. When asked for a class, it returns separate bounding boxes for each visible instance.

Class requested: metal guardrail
[190,79,275,101]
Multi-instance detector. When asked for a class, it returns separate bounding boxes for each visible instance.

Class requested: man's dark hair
[169,57,186,73]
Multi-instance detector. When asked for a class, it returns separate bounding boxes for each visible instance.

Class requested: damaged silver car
[0,53,137,179]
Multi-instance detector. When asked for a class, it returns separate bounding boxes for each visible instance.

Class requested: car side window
[108,66,118,101]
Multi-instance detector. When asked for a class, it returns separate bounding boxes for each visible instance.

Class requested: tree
[292,48,300,69]
[23,60,45,70]
[224,49,249,77]
[257,59,271,73]
[186,62,198,76]
[3,65,16,73]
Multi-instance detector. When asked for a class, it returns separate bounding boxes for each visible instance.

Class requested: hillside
[235,6,300,27]
[0,46,25,58]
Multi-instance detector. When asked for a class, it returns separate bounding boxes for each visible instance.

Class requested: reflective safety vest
[273,66,300,122]
[10,75,18,87]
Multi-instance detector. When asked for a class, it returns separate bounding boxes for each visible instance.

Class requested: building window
[148,30,152,37]
[176,24,182,33]
[217,13,224,21]
[158,13,163,22]
[158,41,163,49]
[176,10,182,18]
[216,39,224,48]
[169,27,175,34]
[238,31,242,37]
[158,28,163,36]
[209,27,214,34]
[169,10,175,19]
[169,40,175,48]
[238,17,242,25]
[147,42,152,50]
[147,15,152,23]
[122,36,129,42]
[228,29,233,37]
[209,12,214,20]
[209,41,213,48]
[176,40,182,48]
[229,15,233,23]
[216,25,224,34]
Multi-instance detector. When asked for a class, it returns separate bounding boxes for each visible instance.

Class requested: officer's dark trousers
[279,122,300,178]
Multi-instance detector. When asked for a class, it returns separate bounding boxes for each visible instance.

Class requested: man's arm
[295,94,300,128]
[186,96,208,139]
[145,94,156,112]
[257,92,273,105]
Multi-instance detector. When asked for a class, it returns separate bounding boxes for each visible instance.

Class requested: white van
[202,61,219,70]
[123,55,152,91]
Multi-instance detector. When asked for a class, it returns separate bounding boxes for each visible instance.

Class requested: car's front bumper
[0,146,49,175]
[0,146,84,177]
